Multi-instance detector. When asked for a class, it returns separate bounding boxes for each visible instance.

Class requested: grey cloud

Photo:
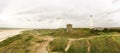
[0,0,120,28]
[107,9,120,14]
[112,0,120,4]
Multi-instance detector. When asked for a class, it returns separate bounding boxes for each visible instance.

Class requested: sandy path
[65,34,120,53]
[35,36,54,53]
[86,39,90,53]
[0,29,27,41]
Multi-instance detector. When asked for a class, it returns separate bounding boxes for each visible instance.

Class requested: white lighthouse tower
[89,15,94,29]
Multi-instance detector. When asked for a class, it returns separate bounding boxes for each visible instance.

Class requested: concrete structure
[66,24,73,32]
[93,27,104,31]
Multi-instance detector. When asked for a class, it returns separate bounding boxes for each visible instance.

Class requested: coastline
[0,29,28,42]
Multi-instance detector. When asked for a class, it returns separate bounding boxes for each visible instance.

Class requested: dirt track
[35,36,54,53]
[65,34,120,53]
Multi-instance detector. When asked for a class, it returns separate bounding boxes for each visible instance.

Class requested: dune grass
[67,39,88,53]
[48,38,69,52]
[48,33,120,53]
[0,28,120,53]
[0,30,46,53]
[89,35,120,53]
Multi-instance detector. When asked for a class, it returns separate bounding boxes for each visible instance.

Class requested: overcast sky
[0,0,120,28]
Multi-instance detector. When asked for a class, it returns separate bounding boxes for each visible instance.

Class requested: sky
[0,0,120,28]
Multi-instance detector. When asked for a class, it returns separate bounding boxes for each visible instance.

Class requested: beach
[0,29,26,41]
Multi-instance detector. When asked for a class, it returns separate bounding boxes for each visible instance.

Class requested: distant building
[93,27,104,31]
[66,24,73,32]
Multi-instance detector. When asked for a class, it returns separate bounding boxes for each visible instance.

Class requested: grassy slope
[33,28,100,38]
[0,30,46,53]
[48,32,120,53]
[48,38,69,52]
[89,35,120,53]
[0,28,120,53]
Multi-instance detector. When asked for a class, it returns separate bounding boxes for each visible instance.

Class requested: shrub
[67,39,88,53]
[0,34,22,47]
[49,38,69,52]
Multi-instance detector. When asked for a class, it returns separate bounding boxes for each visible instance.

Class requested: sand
[0,29,26,42]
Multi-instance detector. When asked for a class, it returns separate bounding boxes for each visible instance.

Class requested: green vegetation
[67,39,88,53]
[32,28,101,38]
[0,30,46,53]
[48,33,120,53]
[0,34,22,47]
[48,38,69,52]
[0,34,28,53]
[0,28,120,53]
[89,35,120,53]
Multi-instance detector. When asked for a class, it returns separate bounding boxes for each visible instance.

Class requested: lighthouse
[89,15,94,29]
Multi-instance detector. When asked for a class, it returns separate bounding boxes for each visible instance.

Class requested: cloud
[112,0,120,4]
[0,0,120,28]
